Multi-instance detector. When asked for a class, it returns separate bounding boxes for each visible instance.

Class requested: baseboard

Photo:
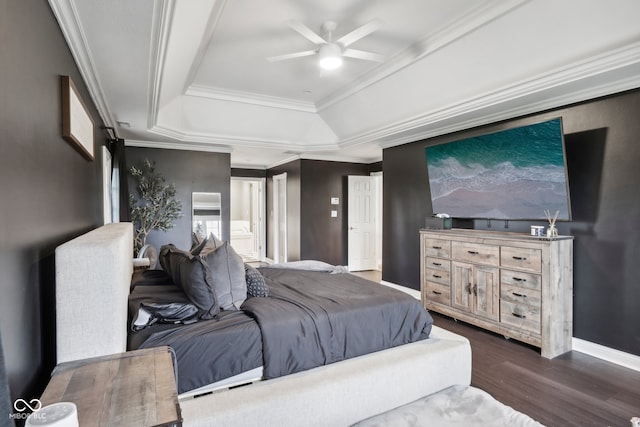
[380,280,640,373]
[572,338,640,372]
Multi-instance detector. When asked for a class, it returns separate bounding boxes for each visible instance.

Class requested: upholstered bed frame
[55,223,472,426]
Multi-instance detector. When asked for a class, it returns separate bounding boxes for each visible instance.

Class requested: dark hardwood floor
[431,312,640,427]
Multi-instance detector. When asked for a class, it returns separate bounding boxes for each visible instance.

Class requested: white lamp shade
[319,43,343,70]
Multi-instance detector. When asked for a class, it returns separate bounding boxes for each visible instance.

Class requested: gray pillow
[158,244,219,320]
[190,232,223,256]
[200,242,247,310]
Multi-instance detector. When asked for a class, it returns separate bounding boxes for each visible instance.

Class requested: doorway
[230,177,265,262]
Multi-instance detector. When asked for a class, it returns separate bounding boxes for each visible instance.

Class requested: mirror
[192,192,221,240]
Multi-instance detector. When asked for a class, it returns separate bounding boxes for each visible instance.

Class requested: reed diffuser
[544,209,559,238]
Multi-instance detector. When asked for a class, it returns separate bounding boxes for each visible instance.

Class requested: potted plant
[129,159,182,264]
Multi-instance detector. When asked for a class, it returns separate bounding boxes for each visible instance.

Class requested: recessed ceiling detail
[49,0,640,169]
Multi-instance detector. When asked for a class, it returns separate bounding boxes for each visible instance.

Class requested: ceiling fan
[267,20,385,70]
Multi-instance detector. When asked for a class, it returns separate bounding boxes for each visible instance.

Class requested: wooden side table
[40,346,182,426]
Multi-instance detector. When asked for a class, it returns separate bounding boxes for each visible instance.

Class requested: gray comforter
[243,268,433,379]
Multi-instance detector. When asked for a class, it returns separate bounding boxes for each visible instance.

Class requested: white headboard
[55,222,133,364]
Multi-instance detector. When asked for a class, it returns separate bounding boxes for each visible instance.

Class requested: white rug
[352,385,544,427]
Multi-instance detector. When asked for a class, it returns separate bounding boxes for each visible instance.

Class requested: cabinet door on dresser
[474,265,500,321]
[451,261,499,321]
[451,261,473,312]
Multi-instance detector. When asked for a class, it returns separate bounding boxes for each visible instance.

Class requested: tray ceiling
[50,0,640,168]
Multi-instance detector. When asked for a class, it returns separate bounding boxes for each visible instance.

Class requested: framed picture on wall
[61,75,94,160]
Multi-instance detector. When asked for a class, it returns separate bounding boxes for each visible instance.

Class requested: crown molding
[183,0,229,94]
[264,154,304,169]
[260,152,381,169]
[341,40,640,150]
[125,138,233,154]
[299,152,382,164]
[185,85,318,112]
[147,0,175,130]
[48,0,116,130]
[148,124,339,152]
[229,163,268,170]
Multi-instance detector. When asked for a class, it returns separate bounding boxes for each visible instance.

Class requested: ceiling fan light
[319,43,343,70]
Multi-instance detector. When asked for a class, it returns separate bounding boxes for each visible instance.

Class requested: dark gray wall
[0,0,106,404]
[265,160,371,265]
[126,147,231,252]
[300,160,370,266]
[383,89,640,356]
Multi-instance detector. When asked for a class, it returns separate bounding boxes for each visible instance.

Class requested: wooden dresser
[420,229,573,358]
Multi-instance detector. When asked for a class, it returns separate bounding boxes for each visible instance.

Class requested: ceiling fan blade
[267,50,317,62]
[336,20,381,47]
[287,20,326,45]
[343,49,385,62]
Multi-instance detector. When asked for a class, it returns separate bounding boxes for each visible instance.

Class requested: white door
[273,173,287,263]
[348,175,377,271]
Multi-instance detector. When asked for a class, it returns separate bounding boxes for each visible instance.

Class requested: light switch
[331,210,338,217]
[331,197,339,205]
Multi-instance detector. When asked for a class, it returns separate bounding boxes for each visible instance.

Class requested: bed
[55,223,472,426]
[128,263,433,395]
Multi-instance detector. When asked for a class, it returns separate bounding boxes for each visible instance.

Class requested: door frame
[273,173,287,263]
[230,177,266,261]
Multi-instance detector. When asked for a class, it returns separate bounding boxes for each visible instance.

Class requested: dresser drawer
[424,239,451,258]
[501,269,541,291]
[425,267,450,285]
[500,301,540,334]
[452,242,499,266]
[501,246,542,272]
[501,283,541,307]
[425,257,450,273]
[424,282,451,306]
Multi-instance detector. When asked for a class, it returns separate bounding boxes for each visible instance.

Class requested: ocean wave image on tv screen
[425,118,571,220]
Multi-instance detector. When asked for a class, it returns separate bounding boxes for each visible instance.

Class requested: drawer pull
[512,277,527,282]
[512,256,527,261]
[512,312,526,319]
[432,290,442,295]
[432,262,442,266]
[467,250,479,255]
[432,246,442,250]
[473,284,478,296]
[465,284,472,294]
[432,274,442,279]
[512,292,526,298]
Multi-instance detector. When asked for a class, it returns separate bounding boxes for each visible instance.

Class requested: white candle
[25,402,78,427]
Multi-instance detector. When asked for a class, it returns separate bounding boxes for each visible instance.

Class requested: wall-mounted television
[425,117,571,221]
